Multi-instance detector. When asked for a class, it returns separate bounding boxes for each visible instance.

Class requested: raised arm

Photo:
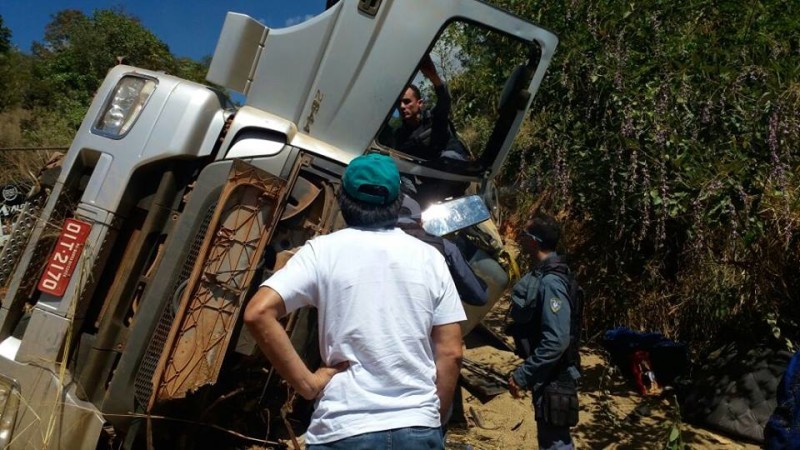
[419,54,453,155]
[419,54,443,87]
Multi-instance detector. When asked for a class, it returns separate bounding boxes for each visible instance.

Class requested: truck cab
[0,0,557,448]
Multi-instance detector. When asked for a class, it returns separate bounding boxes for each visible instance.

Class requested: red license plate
[37,218,92,297]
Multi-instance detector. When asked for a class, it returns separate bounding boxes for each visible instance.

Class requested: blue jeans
[308,426,444,450]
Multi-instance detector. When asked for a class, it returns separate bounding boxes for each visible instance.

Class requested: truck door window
[376,21,529,173]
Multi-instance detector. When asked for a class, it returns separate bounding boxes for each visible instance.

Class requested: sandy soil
[444,301,762,450]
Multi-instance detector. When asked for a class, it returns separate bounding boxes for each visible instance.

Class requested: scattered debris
[468,407,498,430]
[461,358,509,402]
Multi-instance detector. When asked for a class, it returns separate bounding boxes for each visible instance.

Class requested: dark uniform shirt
[441,238,488,306]
[399,224,488,306]
[511,252,571,393]
[394,84,467,161]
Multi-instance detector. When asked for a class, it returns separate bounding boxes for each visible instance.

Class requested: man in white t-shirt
[244,153,466,449]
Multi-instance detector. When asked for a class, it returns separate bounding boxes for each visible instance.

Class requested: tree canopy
[0,9,212,145]
[0,16,11,54]
[32,9,176,103]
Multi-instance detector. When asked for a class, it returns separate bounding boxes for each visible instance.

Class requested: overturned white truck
[0,0,557,448]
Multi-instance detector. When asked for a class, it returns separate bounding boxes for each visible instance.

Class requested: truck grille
[133,204,215,409]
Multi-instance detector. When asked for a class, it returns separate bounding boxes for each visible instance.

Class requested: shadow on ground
[451,297,760,450]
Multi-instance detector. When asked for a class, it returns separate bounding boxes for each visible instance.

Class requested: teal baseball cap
[342,154,400,205]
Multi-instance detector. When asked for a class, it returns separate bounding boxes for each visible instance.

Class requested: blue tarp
[764,351,800,448]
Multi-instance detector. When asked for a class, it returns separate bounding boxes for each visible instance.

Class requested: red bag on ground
[630,350,661,396]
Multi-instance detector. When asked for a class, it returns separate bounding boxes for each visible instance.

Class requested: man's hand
[508,375,523,399]
[300,361,350,400]
[419,54,442,86]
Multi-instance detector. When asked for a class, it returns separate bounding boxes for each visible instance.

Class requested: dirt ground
[444,301,763,450]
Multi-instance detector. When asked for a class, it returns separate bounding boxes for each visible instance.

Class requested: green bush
[470,0,800,351]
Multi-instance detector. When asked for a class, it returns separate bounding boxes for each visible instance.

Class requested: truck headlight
[0,375,19,448]
[93,75,157,138]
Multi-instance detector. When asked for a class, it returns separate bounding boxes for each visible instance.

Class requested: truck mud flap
[149,160,287,408]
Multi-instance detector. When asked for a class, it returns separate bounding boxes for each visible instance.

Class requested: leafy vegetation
[453,0,800,352]
[0,8,211,148]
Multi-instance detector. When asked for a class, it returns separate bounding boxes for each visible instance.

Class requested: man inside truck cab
[394,55,469,162]
[244,153,465,449]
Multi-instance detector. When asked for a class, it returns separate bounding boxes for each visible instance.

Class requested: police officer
[507,214,579,450]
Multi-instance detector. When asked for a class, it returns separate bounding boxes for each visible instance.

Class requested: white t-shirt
[263,227,465,444]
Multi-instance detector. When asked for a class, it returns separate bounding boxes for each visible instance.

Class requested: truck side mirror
[421,195,491,236]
